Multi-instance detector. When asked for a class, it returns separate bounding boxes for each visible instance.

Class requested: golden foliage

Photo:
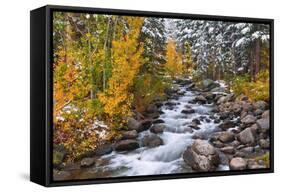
[98,17,145,129]
[165,39,183,77]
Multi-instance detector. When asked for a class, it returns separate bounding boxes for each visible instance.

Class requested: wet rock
[189,122,200,130]
[192,118,201,125]
[143,134,163,148]
[153,119,165,124]
[115,139,140,151]
[165,101,177,106]
[256,118,270,133]
[238,128,255,145]
[214,118,221,124]
[183,139,220,171]
[154,102,164,108]
[241,114,256,125]
[139,119,152,132]
[186,83,195,90]
[229,157,247,170]
[121,130,138,140]
[219,120,236,130]
[181,108,195,114]
[94,143,113,156]
[150,124,165,134]
[81,157,96,167]
[194,95,207,104]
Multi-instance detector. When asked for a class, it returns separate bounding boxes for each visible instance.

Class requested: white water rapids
[89,82,230,177]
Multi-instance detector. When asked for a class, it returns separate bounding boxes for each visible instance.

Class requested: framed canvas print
[30,5,274,187]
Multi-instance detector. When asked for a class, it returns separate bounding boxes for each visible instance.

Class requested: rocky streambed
[53,78,270,181]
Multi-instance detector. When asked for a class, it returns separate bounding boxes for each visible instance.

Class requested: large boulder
[229,157,247,170]
[183,139,220,171]
[237,128,255,145]
[115,139,140,151]
[256,118,270,133]
[241,114,256,125]
[143,134,163,148]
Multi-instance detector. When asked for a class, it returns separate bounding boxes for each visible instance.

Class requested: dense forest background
[53,12,270,161]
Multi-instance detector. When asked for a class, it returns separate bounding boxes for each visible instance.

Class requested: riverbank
[53,77,270,180]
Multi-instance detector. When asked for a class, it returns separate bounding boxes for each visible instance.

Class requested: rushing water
[85,82,230,178]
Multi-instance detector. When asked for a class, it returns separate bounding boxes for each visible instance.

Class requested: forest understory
[52,12,270,180]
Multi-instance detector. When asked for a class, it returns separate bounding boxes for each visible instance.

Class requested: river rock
[237,128,255,145]
[181,108,195,114]
[254,109,263,116]
[121,130,138,140]
[229,157,247,170]
[115,139,140,151]
[80,157,96,167]
[217,96,227,105]
[165,101,177,106]
[146,104,158,113]
[262,110,270,119]
[128,117,141,131]
[218,131,235,143]
[201,79,219,90]
[138,119,152,132]
[241,114,256,125]
[253,100,268,110]
[153,119,165,124]
[220,146,235,154]
[192,118,201,125]
[256,118,270,133]
[143,134,163,147]
[183,139,220,171]
[94,143,113,156]
[194,95,207,104]
[259,139,270,149]
[219,120,236,130]
[150,124,165,134]
[210,87,226,93]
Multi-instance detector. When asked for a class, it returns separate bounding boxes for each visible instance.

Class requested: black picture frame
[30,4,274,187]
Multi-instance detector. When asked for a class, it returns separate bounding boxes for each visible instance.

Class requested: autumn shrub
[232,70,269,101]
[255,152,270,168]
[133,73,166,112]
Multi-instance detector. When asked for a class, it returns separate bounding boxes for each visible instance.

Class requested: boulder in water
[237,128,255,145]
[181,108,195,114]
[150,124,165,134]
[143,134,163,148]
[115,139,140,151]
[121,130,138,140]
